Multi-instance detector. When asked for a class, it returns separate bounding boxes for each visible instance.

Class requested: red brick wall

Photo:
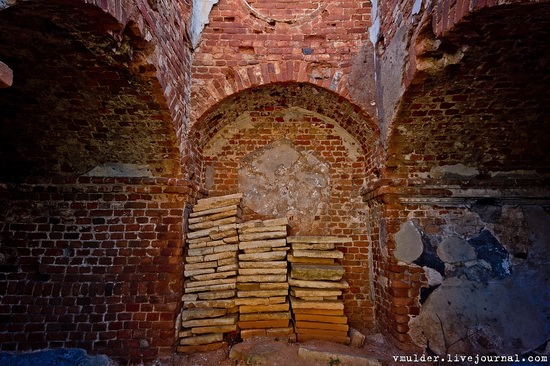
[189,0,372,124]
[387,2,550,183]
[0,177,192,363]
[196,84,378,330]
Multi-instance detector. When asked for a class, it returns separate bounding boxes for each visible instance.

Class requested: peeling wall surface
[1,0,550,363]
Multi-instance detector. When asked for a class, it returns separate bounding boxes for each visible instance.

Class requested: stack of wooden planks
[287,236,352,344]
[178,194,243,353]
[236,218,295,341]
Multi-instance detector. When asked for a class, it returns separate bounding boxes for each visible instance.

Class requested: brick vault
[1,0,550,364]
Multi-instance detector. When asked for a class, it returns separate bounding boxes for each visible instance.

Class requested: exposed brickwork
[0,177,193,363]
[189,0,372,124]
[1,0,549,361]
[0,60,12,88]
[200,104,375,328]
[386,2,550,185]
[0,0,191,180]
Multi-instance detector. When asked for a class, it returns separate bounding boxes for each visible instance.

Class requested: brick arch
[187,82,382,187]
[190,0,372,125]
[189,81,380,327]
[0,0,184,179]
[387,1,550,185]
[1,0,191,161]
[190,61,353,124]
[432,0,545,38]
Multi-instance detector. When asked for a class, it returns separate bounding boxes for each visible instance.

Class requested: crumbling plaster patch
[238,139,330,232]
[409,205,550,356]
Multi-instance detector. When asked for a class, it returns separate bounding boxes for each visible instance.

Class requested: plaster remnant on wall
[412,0,423,14]
[84,163,154,177]
[437,236,476,264]
[423,266,443,286]
[203,112,254,156]
[204,108,362,160]
[190,0,219,49]
[238,139,330,233]
[430,163,479,179]
[394,220,423,263]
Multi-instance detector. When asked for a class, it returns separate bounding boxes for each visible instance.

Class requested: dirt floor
[163,333,415,366]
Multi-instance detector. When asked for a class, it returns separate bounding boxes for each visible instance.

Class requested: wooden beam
[0,61,13,88]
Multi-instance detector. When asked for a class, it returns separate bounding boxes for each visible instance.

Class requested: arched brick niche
[386,1,550,186]
[189,82,381,330]
[367,1,550,354]
[0,0,187,181]
[0,1,192,363]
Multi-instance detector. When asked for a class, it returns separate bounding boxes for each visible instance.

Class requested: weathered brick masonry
[0,178,193,362]
[1,0,550,363]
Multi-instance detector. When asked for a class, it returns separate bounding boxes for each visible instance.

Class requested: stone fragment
[291,249,344,259]
[184,299,235,309]
[287,236,352,243]
[239,251,287,261]
[239,260,287,269]
[0,61,13,88]
[184,283,236,293]
[188,216,239,231]
[349,327,366,347]
[238,268,287,275]
[239,319,290,329]
[204,251,236,262]
[287,254,335,264]
[184,268,215,277]
[187,246,213,257]
[184,261,218,271]
[291,263,345,281]
[188,207,240,224]
[290,297,344,310]
[288,278,349,289]
[239,311,291,321]
[260,282,289,290]
[218,264,238,272]
[295,321,348,332]
[238,218,289,230]
[181,308,227,321]
[237,274,287,283]
[193,193,243,212]
[190,204,240,218]
[182,314,238,328]
[294,313,348,324]
[239,302,289,314]
[239,231,287,242]
[437,236,476,263]
[290,287,342,298]
[292,308,344,316]
[179,333,223,346]
[239,225,287,234]
[191,324,238,334]
[394,220,423,264]
[197,290,236,300]
[185,278,235,288]
[291,243,336,250]
[239,238,287,250]
[213,244,239,253]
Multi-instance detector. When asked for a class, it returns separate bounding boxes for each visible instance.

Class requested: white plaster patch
[84,163,154,177]
[394,221,424,264]
[430,163,479,179]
